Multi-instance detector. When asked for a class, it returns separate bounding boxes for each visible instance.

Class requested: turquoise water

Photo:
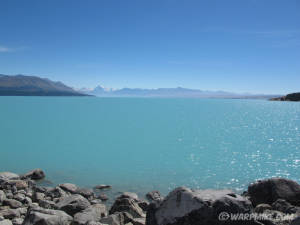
[1,97,300,197]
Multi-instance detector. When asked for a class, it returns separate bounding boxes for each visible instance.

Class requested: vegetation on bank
[270,92,300,101]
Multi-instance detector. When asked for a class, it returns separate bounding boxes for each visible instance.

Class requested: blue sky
[0,0,299,94]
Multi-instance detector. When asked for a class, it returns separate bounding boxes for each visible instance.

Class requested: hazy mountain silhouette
[0,74,89,96]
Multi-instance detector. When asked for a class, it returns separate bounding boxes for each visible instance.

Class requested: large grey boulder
[22,207,73,225]
[248,178,300,206]
[0,172,19,181]
[146,187,255,225]
[73,204,107,225]
[21,169,45,180]
[55,194,91,216]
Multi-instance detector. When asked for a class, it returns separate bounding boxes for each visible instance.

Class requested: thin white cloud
[0,46,12,52]
[0,45,28,53]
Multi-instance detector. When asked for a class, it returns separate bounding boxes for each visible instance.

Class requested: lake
[1,97,300,198]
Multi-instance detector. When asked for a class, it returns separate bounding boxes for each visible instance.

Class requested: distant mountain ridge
[79,85,280,99]
[0,74,88,96]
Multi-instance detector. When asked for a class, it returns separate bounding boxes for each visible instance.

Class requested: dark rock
[21,169,45,180]
[72,204,107,225]
[97,194,108,202]
[59,183,78,194]
[94,185,112,190]
[248,178,300,206]
[146,191,163,203]
[3,199,22,209]
[291,216,300,225]
[55,194,91,216]
[33,192,45,202]
[45,187,68,199]
[137,201,149,212]
[13,193,26,203]
[22,207,73,225]
[24,197,32,205]
[33,186,47,193]
[272,199,299,214]
[76,188,95,199]
[254,204,272,213]
[122,212,134,224]
[110,195,145,218]
[146,187,254,225]
[90,199,103,205]
[38,199,56,209]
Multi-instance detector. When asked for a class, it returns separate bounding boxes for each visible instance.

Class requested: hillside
[0,74,89,96]
[270,92,300,101]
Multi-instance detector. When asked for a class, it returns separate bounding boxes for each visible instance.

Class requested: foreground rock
[22,207,73,225]
[55,194,91,216]
[110,192,146,218]
[73,204,107,225]
[146,187,255,225]
[2,169,300,225]
[248,178,300,206]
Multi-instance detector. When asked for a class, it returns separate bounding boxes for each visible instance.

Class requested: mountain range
[0,74,281,98]
[79,85,279,99]
[0,74,88,96]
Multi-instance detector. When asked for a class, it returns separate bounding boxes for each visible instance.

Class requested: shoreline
[1,169,300,225]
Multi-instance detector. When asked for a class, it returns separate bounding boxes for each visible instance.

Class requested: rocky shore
[1,169,300,225]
